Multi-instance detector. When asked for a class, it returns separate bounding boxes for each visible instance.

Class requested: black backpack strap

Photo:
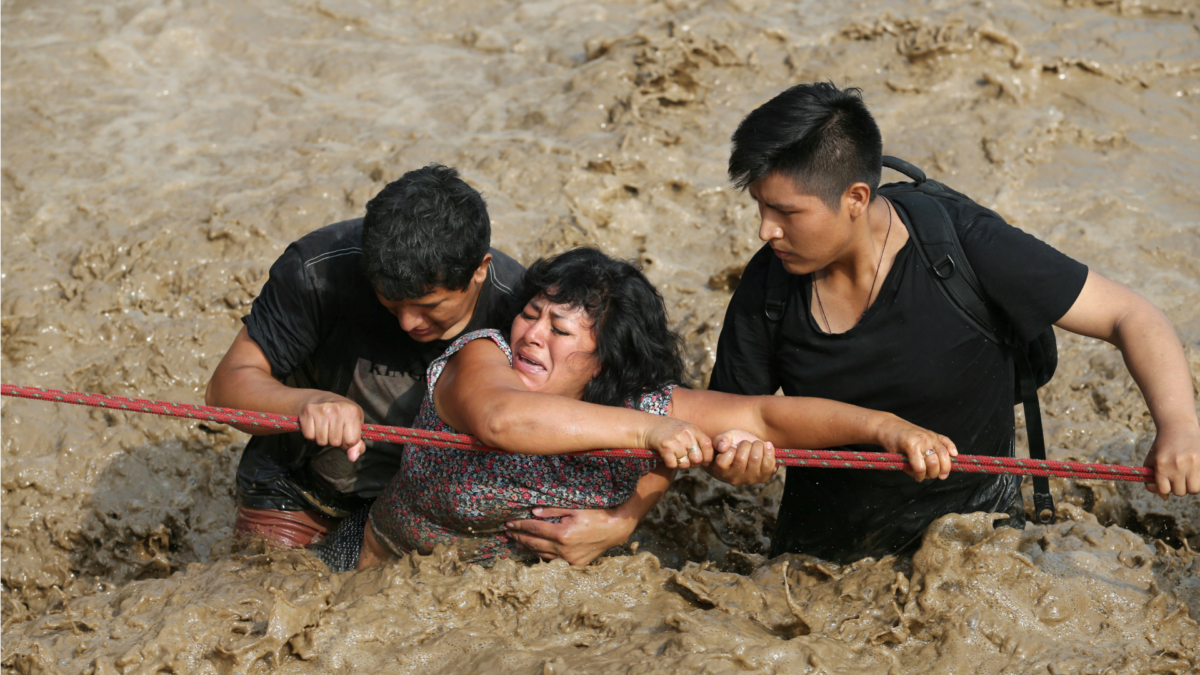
[1015,349,1055,524]
[885,191,1007,345]
[881,162,1056,524]
[880,155,926,183]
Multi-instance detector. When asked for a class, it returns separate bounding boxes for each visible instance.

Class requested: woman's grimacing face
[509,296,601,399]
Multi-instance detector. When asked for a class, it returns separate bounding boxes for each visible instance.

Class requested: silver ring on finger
[924,449,935,457]
[688,444,701,454]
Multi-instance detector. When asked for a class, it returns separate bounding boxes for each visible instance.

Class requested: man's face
[749,172,854,275]
[375,255,491,342]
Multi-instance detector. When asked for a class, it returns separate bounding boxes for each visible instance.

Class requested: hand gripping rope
[0,384,1154,483]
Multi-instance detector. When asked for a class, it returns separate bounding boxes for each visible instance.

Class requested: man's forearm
[208,359,366,457]
[672,388,888,449]
[1056,272,1198,433]
[1054,271,1200,495]
[205,326,329,436]
[1112,304,1199,430]
[757,396,890,449]
[206,365,316,435]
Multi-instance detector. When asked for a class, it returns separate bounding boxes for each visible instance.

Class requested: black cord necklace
[814,197,894,333]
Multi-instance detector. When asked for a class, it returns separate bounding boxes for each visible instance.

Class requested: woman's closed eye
[519,308,570,335]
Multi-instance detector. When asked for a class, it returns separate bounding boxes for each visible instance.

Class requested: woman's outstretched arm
[670,389,958,481]
[433,338,712,469]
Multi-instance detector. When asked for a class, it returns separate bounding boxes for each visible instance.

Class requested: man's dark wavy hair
[362,164,490,300]
[519,248,685,408]
[729,82,883,209]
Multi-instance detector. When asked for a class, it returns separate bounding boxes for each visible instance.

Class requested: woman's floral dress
[368,329,671,564]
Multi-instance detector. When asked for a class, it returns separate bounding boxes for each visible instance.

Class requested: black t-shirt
[236,218,526,514]
[709,198,1088,562]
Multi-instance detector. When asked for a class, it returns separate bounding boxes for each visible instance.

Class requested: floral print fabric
[368,328,670,564]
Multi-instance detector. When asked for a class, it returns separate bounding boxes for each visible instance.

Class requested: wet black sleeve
[958,215,1089,344]
[709,245,781,395]
[485,248,527,328]
[241,244,326,380]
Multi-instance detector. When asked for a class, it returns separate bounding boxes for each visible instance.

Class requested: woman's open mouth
[515,351,547,373]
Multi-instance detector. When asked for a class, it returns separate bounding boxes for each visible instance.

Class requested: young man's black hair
[728,82,883,209]
[362,163,492,300]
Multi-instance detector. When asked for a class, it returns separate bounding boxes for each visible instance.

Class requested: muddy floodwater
[3,0,1200,672]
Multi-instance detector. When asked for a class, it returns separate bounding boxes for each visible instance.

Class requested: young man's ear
[472,252,493,284]
[842,182,873,219]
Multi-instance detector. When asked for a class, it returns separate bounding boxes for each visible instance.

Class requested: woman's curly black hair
[518,247,685,408]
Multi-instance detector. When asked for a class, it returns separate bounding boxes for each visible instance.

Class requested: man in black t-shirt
[206,165,526,547]
[707,83,1200,562]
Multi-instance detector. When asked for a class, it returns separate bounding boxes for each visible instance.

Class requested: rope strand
[1,383,1154,483]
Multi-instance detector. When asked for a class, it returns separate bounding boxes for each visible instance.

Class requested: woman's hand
[642,418,713,469]
[505,463,673,564]
[875,415,958,481]
[504,506,636,566]
[706,429,778,486]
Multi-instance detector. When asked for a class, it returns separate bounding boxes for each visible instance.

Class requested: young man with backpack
[706,83,1200,563]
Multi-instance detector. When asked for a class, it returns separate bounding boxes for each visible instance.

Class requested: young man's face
[749,172,856,275]
[375,254,492,342]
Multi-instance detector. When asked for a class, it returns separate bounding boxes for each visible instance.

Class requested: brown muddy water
[3,0,1200,672]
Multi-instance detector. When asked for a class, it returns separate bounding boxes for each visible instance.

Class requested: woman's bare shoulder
[440,334,521,396]
[441,336,505,378]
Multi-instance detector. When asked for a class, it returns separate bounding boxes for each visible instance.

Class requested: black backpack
[762,156,1058,524]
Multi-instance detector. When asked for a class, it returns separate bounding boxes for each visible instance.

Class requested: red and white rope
[0,384,1154,483]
